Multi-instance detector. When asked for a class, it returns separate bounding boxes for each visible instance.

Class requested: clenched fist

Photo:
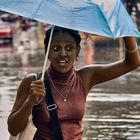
[29,80,46,105]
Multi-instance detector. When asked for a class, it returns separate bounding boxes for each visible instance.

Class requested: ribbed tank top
[33,66,86,140]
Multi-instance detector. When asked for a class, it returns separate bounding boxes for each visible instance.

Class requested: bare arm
[7,75,45,136]
[79,37,140,94]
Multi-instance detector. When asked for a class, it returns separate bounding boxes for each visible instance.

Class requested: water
[83,80,140,139]
[0,46,140,140]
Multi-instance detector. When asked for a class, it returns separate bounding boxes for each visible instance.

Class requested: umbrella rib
[97,6,114,38]
[32,0,45,18]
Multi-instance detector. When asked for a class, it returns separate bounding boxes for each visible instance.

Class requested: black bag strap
[44,72,64,140]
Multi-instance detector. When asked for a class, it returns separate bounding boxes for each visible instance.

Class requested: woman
[8,26,140,139]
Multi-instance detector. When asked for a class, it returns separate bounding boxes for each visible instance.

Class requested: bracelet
[125,45,139,53]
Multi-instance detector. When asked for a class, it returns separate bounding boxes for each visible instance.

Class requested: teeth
[59,60,66,63]
[58,60,68,65]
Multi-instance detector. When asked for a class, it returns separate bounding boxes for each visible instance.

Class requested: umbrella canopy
[0,0,139,38]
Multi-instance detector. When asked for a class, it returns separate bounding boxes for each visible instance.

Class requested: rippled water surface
[0,46,140,140]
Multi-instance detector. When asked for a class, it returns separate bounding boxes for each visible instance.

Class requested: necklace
[47,72,74,102]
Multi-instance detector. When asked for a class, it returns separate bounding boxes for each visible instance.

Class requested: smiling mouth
[58,60,68,66]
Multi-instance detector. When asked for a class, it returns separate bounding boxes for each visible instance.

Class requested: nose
[59,48,67,57]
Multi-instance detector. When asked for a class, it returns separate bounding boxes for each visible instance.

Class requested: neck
[48,65,74,81]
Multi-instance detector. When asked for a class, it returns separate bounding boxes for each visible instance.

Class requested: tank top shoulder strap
[75,70,87,96]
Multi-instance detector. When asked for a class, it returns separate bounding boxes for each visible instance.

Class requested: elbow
[132,57,140,69]
[8,128,19,137]
[125,53,140,70]
[132,63,140,70]
[129,62,140,70]
[8,121,17,136]
[135,61,140,68]
[125,59,140,70]
[7,117,20,136]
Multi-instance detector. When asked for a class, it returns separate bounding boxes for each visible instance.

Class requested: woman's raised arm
[79,37,140,94]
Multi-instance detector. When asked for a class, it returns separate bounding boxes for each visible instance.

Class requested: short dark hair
[44,26,81,53]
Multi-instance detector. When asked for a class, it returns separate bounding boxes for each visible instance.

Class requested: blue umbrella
[0,0,140,80]
[0,0,139,38]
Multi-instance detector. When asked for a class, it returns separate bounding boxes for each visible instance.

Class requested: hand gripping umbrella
[0,0,140,80]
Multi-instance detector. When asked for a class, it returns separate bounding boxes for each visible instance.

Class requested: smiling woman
[7,26,140,140]
[44,27,81,73]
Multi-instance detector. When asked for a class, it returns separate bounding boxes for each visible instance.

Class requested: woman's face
[48,32,79,73]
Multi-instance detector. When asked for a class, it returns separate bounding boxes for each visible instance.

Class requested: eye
[51,45,60,52]
[65,45,75,52]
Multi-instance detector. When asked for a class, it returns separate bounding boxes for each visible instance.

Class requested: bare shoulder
[76,65,98,93]
[77,65,99,79]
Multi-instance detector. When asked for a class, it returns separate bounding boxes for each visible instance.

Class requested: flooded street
[0,46,140,140]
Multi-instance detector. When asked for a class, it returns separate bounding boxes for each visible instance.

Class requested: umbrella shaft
[41,25,55,81]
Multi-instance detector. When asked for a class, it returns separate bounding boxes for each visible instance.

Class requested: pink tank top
[33,66,86,140]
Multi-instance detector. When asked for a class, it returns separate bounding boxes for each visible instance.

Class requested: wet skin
[48,32,80,73]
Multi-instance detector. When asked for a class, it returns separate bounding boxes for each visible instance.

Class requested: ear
[76,45,81,58]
